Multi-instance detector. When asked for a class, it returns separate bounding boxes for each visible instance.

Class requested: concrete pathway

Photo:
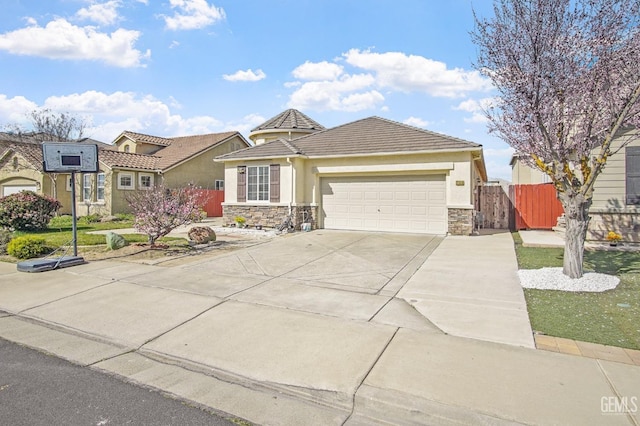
[399,231,535,348]
[0,231,638,425]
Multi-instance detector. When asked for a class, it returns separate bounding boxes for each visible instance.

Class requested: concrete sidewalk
[0,231,638,425]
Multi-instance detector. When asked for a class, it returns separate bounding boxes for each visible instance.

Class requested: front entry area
[321,175,447,234]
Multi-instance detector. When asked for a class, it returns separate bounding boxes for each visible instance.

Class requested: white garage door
[2,185,37,196]
[321,175,446,234]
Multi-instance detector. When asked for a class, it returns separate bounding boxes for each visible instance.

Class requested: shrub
[0,191,61,231]
[7,236,50,259]
[80,214,101,224]
[0,229,13,254]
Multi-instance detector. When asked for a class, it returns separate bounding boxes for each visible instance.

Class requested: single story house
[0,130,250,217]
[217,114,487,235]
[510,128,640,241]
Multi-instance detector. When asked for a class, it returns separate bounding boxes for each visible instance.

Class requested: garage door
[2,185,37,196]
[321,175,446,234]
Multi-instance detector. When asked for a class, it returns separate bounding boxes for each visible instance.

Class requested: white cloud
[169,40,180,49]
[0,95,38,125]
[164,0,226,31]
[343,49,493,98]
[403,116,431,128]
[288,74,384,112]
[0,18,150,67]
[292,61,344,81]
[76,1,121,26]
[454,97,495,123]
[223,68,266,82]
[0,91,263,143]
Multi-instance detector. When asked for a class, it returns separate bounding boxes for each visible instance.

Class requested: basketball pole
[70,171,78,257]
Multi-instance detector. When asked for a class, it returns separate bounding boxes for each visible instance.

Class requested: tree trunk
[559,193,591,278]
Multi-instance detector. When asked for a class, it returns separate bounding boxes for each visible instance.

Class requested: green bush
[0,229,14,254]
[7,236,50,259]
[0,191,61,231]
[81,214,101,224]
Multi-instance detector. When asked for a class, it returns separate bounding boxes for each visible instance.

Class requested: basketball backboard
[42,143,99,173]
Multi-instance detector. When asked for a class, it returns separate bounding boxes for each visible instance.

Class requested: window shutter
[237,166,246,202]
[626,147,640,205]
[270,164,280,203]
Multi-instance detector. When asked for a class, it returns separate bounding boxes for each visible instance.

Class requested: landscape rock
[105,231,127,250]
[188,226,216,244]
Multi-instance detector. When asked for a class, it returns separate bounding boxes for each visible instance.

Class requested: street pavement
[0,338,233,426]
[0,230,638,425]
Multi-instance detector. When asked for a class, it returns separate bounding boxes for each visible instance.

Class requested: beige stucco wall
[161,137,246,189]
[249,129,315,145]
[511,159,550,184]
[222,150,480,230]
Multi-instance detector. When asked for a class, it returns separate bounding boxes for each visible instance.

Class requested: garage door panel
[322,175,446,234]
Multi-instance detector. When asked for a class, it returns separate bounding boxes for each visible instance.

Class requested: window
[97,173,105,201]
[626,146,640,205]
[66,175,73,192]
[124,145,130,153]
[215,180,224,190]
[139,173,154,189]
[83,174,92,201]
[118,172,134,190]
[247,166,269,201]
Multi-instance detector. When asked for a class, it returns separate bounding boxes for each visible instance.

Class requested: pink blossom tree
[472,0,640,278]
[125,183,205,245]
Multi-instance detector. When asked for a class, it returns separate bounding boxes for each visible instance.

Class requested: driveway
[0,231,574,426]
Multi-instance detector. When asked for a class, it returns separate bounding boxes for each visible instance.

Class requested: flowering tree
[125,183,205,245]
[472,0,640,278]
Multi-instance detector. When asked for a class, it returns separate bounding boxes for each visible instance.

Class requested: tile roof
[100,130,244,171]
[154,131,239,170]
[219,116,481,160]
[251,109,325,132]
[120,130,172,146]
[99,149,159,170]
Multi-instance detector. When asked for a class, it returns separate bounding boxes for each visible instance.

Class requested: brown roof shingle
[219,116,481,160]
[251,109,325,132]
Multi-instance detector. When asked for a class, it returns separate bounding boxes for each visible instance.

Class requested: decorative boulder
[188,226,216,244]
[105,231,127,250]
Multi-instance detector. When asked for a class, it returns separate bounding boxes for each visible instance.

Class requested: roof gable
[219,116,481,161]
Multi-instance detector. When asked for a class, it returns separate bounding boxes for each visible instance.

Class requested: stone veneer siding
[223,204,318,230]
[448,208,473,235]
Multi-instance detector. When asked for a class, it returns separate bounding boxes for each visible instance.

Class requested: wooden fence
[197,189,224,217]
[510,183,564,230]
[476,185,512,229]
[476,183,564,230]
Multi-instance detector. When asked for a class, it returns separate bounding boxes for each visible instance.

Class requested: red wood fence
[509,183,564,230]
[197,189,224,217]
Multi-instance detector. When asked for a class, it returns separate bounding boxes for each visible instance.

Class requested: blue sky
[0,0,513,179]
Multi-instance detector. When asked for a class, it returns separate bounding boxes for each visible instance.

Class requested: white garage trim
[2,185,38,196]
[321,175,446,234]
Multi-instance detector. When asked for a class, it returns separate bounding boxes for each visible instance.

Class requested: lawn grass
[513,232,640,350]
[8,219,184,252]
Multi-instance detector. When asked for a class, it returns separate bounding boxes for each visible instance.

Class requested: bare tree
[3,108,88,201]
[472,0,640,278]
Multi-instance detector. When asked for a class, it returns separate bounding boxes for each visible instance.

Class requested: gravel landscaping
[518,267,620,292]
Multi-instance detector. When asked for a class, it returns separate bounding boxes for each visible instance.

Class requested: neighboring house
[0,130,251,217]
[510,128,640,241]
[248,109,325,145]
[0,133,113,214]
[217,115,487,235]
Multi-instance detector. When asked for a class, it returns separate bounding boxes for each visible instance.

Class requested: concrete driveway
[3,231,627,426]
